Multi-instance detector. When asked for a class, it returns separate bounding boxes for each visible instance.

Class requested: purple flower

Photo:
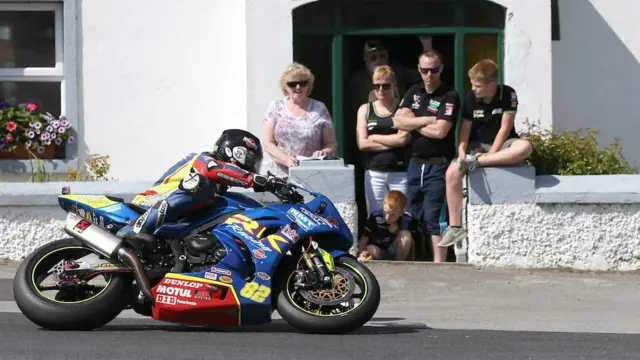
[37,146,45,154]
[25,140,32,148]
[0,102,8,110]
[67,136,75,144]
[40,132,50,141]
[44,139,51,146]
[60,120,69,128]
[26,130,35,138]
[54,138,62,145]
[0,139,4,149]
[45,125,53,133]
[57,126,65,134]
[51,120,60,128]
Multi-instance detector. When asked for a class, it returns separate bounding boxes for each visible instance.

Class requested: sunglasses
[419,66,440,74]
[373,83,391,91]
[286,80,309,88]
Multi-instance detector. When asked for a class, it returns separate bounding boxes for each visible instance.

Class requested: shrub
[67,154,115,181]
[519,120,638,175]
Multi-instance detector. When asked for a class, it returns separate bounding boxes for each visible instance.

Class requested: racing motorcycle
[12,178,380,334]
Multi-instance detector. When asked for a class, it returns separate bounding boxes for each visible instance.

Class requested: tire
[13,238,133,330]
[276,255,381,334]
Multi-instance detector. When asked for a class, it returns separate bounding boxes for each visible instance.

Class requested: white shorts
[364,170,408,214]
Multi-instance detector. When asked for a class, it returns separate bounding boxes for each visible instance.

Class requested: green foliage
[67,154,115,182]
[519,120,638,175]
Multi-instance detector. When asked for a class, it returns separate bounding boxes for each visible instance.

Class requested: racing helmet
[212,129,264,173]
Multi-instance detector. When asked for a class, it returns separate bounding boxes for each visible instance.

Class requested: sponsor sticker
[73,219,91,233]
[156,285,193,297]
[257,272,271,281]
[210,267,231,276]
[156,294,176,305]
[163,278,202,288]
[204,272,218,281]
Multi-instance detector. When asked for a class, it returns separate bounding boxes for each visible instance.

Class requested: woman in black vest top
[356,65,411,213]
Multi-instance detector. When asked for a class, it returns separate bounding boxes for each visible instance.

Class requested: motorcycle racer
[117,128,288,244]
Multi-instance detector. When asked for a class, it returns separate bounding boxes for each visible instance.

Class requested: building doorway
[292,0,505,262]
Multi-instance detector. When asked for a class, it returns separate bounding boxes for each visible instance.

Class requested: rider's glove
[252,174,285,193]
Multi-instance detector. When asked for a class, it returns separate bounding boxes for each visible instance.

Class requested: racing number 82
[240,282,271,303]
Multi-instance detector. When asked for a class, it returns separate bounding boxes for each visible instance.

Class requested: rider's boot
[116,225,156,248]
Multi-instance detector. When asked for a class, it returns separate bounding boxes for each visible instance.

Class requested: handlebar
[266,172,320,205]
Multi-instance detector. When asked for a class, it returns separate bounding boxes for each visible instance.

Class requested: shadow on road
[93,317,430,335]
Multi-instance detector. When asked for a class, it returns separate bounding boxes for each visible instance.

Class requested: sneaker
[438,226,467,248]
[457,154,479,172]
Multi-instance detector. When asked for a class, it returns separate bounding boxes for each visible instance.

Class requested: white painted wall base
[0,201,357,262]
[468,203,640,271]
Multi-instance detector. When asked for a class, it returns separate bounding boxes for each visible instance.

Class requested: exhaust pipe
[64,212,154,302]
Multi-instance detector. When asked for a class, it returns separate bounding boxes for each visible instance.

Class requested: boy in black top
[439,59,534,248]
[357,190,417,261]
[392,49,460,263]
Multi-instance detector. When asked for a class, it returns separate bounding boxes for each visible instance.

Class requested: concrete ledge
[468,164,640,205]
[535,175,640,203]
[468,165,536,205]
[288,158,355,204]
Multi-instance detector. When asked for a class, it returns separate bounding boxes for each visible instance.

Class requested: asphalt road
[3,262,640,360]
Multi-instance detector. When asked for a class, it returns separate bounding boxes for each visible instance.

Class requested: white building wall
[80,0,248,181]
[496,0,552,132]
[552,0,640,168]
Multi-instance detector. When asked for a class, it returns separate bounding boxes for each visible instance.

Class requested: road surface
[1,260,639,360]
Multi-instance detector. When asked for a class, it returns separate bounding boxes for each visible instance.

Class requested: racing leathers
[119,152,278,242]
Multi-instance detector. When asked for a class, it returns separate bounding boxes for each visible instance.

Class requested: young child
[357,190,417,262]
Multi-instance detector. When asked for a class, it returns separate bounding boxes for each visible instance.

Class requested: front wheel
[13,238,133,330]
[276,255,381,334]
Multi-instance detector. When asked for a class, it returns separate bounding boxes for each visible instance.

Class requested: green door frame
[295,2,505,157]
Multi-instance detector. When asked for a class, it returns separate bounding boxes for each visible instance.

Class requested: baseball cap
[364,39,387,53]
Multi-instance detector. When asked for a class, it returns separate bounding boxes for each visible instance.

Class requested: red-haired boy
[357,190,417,261]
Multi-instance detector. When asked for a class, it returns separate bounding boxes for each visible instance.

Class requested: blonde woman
[263,62,338,178]
[356,65,410,213]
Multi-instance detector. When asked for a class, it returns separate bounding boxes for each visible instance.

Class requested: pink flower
[26,103,38,112]
[6,121,16,132]
[5,133,13,142]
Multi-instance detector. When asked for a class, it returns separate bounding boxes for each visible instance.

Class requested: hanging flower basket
[0,102,75,160]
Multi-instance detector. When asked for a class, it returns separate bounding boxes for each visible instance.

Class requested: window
[0,1,77,168]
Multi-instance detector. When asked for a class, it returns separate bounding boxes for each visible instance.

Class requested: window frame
[0,0,78,173]
[293,0,506,157]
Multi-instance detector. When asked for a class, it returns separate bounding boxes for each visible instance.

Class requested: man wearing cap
[349,37,432,112]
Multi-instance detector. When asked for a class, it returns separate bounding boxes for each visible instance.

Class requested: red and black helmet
[213,129,263,173]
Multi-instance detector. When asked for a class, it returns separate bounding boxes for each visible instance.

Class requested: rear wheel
[276,255,380,334]
[13,238,133,330]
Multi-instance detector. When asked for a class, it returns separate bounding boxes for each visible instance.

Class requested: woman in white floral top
[262,63,338,178]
